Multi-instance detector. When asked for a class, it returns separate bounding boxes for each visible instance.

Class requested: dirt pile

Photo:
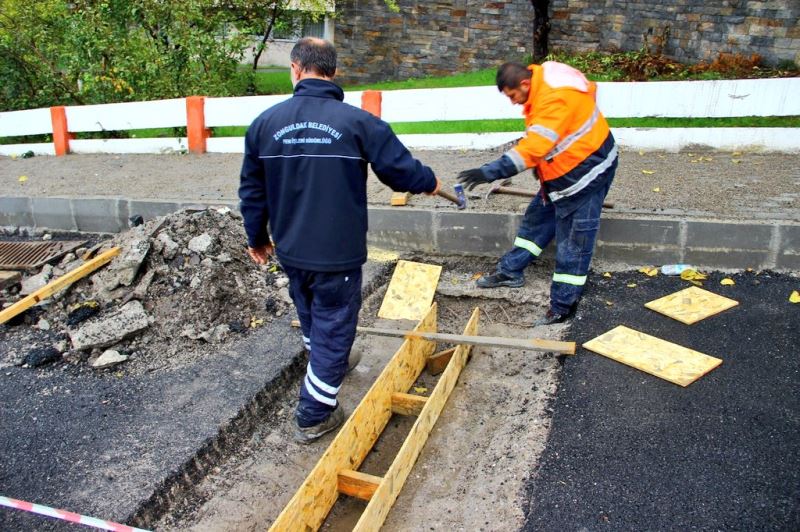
[0,207,289,375]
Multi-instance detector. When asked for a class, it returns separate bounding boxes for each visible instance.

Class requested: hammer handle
[495,187,614,208]
[436,189,460,205]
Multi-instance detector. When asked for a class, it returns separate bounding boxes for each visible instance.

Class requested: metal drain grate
[0,240,87,270]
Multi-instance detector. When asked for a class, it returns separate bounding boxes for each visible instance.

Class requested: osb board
[354,307,479,532]
[268,304,437,531]
[645,286,739,325]
[377,260,442,321]
[583,325,722,387]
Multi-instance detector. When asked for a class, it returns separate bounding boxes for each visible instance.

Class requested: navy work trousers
[497,169,614,315]
[282,265,362,428]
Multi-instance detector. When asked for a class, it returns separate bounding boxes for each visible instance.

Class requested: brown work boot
[294,404,346,444]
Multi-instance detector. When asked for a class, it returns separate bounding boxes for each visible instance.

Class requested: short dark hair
[290,37,337,78]
[496,62,531,91]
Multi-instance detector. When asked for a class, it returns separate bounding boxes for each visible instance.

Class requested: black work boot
[476,272,524,288]
[534,303,578,326]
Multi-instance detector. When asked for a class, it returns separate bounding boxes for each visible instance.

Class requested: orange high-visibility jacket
[505,62,617,206]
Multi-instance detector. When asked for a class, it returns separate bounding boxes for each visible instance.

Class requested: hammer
[436,183,467,210]
[471,180,614,209]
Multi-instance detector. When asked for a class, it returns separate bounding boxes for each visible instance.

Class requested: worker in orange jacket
[458,61,617,326]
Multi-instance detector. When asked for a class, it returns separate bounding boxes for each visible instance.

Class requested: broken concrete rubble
[69,300,150,350]
[0,206,290,375]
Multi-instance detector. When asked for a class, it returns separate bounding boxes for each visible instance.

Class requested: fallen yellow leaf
[18,175,28,183]
[627,283,637,288]
[732,151,742,156]
[688,153,695,157]
[789,291,800,303]
[639,266,658,277]
[471,272,483,280]
[638,150,645,156]
[642,169,655,175]
[413,386,428,394]
[731,159,741,164]
[605,300,614,306]
[603,272,612,278]
[652,187,661,192]
[250,317,264,328]
[720,278,735,285]
[680,269,707,282]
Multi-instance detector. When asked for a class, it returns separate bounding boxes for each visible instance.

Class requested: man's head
[496,62,532,105]
[290,37,337,86]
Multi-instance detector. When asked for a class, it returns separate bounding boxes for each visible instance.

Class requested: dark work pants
[498,167,615,315]
[282,265,362,428]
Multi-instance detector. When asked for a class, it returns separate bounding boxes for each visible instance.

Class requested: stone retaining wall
[334,0,533,85]
[543,0,798,67]
[334,1,798,84]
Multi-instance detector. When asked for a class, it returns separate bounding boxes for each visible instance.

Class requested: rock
[24,347,61,367]
[277,287,293,305]
[92,238,150,292]
[201,324,230,343]
[42,233,52,241]
[54,340,69,353]
[20,265,54,295]
[274,276,289,289]
[36,318,51,331]
[59,252,77,266]
[67,300,101,326]
[188,233,215,254]
[157,232,179,259]
[91,349,128,369]
[69,300,150,350]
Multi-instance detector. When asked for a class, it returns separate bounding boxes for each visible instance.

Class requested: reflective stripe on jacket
[507,62,617,206]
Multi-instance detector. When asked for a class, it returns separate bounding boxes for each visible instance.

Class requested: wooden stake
[0,247,120,325]
[390,192,411,206]
[426,347,456,375]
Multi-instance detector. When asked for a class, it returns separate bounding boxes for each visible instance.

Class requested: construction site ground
[0,149,798,531]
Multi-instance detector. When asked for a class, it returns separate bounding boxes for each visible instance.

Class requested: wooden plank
[0,248,121,325]
[583,325,723,387]
[359,327,575,355]
[268,303,438,531]
[0,271,22,291]
[391,392,428,416]
[338,470,383,501]
[377,260,442,321]
[645,286,739,324]
[354,307,481,531]
[390,192,411,206]
[426,347,456,375]
[290,321,574,355]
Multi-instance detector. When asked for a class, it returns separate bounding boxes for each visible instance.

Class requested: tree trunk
[531,0,550,62]
[252,6,282,71]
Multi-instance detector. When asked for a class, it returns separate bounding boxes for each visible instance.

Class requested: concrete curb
[1,195,798,270]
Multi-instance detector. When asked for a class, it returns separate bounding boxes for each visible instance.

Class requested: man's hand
[247,243,274,265]
[425,177,442,196]
[457,168,491,191]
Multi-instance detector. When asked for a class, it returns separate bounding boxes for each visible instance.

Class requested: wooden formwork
[269,303,480,531]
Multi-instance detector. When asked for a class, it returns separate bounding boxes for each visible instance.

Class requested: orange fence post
[186,96,210,154]
[50,106,74,156]
[361,90,382,118]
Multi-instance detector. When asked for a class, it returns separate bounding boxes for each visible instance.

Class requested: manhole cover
[0,240,87,270]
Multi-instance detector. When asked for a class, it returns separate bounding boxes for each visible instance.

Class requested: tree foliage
[0,0,251,111]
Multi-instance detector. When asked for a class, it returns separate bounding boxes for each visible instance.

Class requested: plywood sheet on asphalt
[583,325,722,386]
[644,286,739,324]
[378,260,442,321]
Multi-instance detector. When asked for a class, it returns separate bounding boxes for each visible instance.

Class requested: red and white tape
[0,495,151,531]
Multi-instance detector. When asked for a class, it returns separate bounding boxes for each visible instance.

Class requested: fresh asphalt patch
[523,270,799,531]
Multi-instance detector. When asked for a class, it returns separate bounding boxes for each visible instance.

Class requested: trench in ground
[154,256,568,531]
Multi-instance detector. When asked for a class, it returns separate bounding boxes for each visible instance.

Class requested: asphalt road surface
[523,269,799,531]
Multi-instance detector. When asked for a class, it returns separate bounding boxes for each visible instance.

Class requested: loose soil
[1,148,798,220]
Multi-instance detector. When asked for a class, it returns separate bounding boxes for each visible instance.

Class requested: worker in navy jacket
[239,37,440,444]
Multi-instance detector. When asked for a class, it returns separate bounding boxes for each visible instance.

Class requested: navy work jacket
[239,78,436,272]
